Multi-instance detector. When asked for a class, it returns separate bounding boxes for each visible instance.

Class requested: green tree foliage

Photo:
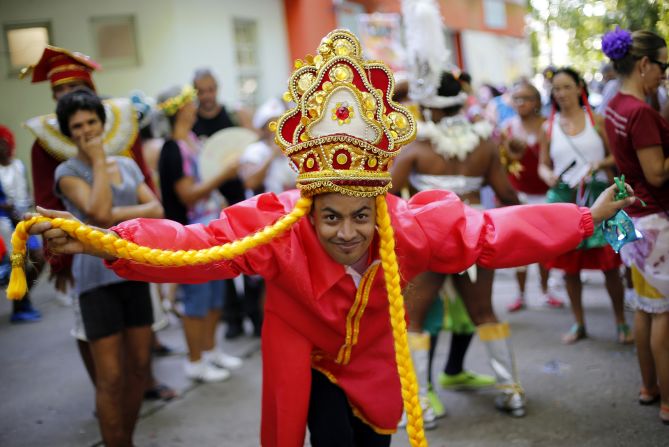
[528,0,666,74]
[657,1,669,40]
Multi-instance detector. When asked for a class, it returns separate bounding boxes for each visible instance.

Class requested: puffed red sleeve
[389,190,594,276]
[106,191,300,283]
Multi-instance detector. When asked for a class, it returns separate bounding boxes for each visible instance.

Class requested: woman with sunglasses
[538,67,631,345]
[601,28,669,425]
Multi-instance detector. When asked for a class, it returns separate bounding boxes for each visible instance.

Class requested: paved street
[0,268,666,447]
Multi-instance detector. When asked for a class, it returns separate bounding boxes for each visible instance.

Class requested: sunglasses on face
[512,96,536,104]
[650,59,669,73]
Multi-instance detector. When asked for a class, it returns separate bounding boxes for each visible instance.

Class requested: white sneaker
[55,290,73,307]
[204,350,243,370]
[397,397,437,430]
[420,396,438,429]
[184,360,231,382]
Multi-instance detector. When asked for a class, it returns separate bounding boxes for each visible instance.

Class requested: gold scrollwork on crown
[318,31,362,62]
[291,142,389,180]
[296,72,316,95]
[329,64,354,83]
[283,30,363,105]
[273,29,416,197]
[303,84,383,145]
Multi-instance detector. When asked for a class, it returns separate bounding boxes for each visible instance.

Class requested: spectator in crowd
[538,67,632,345]
[239,97,296,195]
[0,125,45,323]
[192,68,253,137]
[500,81,562,311]
[483,85,516,129]
[457,71,482,120]
[541,65,557,117]
[596,63,621,115]
[192,68,259,339]
[54,90,162,446]
[602,28,669,425]
[156,85,243,382]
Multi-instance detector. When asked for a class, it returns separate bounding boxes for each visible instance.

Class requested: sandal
[544,295,565,309]
[617,323,634,344]
[661,404,669,425]
[639,387,660,405]
[144,383,178,401]
[507,297,525,313]
[562,323,587,344]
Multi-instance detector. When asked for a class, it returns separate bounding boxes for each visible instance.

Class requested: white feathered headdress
[402,0,465,108]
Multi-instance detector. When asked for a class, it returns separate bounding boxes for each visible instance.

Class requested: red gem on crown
[336,106,350,121]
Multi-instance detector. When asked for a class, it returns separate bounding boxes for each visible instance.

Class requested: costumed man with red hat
[22,30,636,447]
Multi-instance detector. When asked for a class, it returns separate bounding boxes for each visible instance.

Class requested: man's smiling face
[310,193,376,266]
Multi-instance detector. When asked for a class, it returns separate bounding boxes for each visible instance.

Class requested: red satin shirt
[107,189,593,446]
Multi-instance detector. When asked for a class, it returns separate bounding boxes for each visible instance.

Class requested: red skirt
[543,246,621,274]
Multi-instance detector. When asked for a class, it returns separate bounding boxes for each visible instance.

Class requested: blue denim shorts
[180,280,225,318]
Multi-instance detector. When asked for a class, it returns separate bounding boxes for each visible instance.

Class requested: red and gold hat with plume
[19,45,100,91]
[272,29,416,197]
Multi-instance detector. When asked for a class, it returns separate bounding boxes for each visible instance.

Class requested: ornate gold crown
[158,85,197,117]
[272,29,416,197]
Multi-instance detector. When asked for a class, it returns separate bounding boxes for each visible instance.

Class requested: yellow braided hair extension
[375,195,427,447]
[6,197,313,300]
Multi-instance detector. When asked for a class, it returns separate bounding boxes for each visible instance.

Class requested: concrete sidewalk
[0,268,666,446]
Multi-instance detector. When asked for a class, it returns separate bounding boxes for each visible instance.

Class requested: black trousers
[223,275,264,334]
[307,369,391,447]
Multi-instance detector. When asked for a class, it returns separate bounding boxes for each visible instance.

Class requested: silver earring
[642,71,645,77]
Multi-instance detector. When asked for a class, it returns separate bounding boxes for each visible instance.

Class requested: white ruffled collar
[417,115,493,161]
[24,97,138,161]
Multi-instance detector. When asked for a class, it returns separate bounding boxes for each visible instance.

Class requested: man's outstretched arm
[397,183,634,274]
[30,192,299,284]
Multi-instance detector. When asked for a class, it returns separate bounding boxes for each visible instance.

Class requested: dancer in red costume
[27,30,636,447]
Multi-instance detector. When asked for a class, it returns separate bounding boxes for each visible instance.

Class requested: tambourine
[198,127,258,181]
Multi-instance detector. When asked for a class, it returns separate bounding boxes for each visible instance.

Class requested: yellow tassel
[6,253,27,300]
[6,219,32,300]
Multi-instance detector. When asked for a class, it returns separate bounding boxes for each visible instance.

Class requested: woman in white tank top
[538,67,632,345]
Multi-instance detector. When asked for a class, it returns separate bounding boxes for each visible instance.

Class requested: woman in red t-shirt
[602,28,669,425]
[501,81,563,312]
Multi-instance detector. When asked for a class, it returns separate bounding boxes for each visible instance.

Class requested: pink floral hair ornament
[602,27,633,60]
